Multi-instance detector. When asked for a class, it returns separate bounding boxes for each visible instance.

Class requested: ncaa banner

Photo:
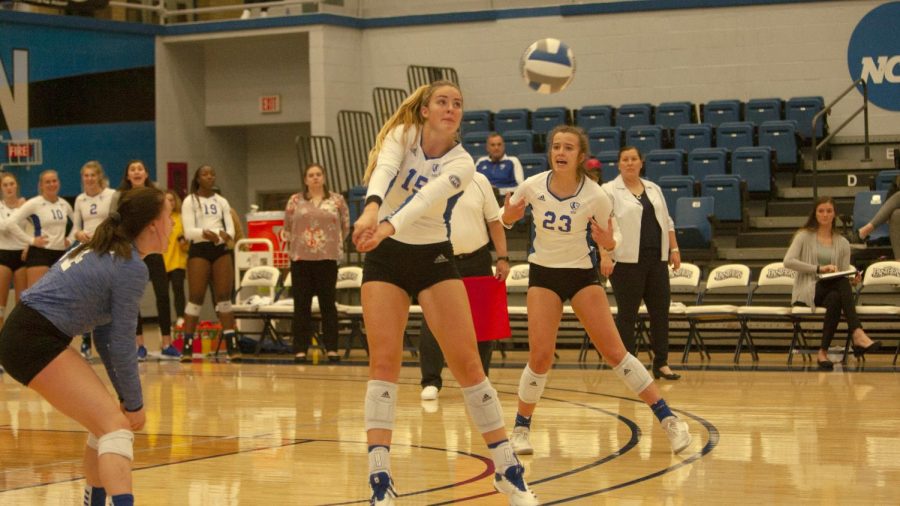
[847,1,900,111]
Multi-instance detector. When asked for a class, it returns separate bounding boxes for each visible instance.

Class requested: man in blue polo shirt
[475,132,524,197]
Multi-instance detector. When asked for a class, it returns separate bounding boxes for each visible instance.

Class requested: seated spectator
[859,176,900,259]
[475,132,524,196]
[784,196,881,371]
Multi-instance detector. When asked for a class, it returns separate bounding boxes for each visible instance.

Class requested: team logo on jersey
[570,202,581,213]
[449,175,461,189]
[537,194,546,201]
[431,163,440,175]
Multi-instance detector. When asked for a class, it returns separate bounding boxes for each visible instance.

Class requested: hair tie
[109,211,122,225]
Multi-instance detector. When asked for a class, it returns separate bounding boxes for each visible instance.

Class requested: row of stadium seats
[462,96,827,141]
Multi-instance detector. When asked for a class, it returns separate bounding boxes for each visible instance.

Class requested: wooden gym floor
[1,335,898,505]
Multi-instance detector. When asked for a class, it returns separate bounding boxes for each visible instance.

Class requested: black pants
[168,268,186,320]
[609,248,671,369]
[136,253,172,337]
[419,245,494,389]
[814,276,863,350]
[291,259,338,353]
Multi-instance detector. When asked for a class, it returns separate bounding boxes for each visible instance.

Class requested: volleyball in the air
[520,38,576,94]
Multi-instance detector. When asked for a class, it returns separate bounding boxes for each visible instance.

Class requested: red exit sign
[259,95,281,114]
[7,144,31,158]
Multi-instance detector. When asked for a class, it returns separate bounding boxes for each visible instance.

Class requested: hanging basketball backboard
[0,138,42,170]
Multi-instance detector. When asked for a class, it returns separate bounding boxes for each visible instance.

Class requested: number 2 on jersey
[542,211,572,232]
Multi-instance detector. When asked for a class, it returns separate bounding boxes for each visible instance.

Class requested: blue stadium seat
[347,186,368,225]
[655,101,695,130]
[532,107,569,135]
[587,126,622,154]
[854,191,890,244]
[687,147,729,181]
[674,123,713,153]
[716,121,754,152]
[758,120,800,166]
[616,103,653,130]
[731,146,774,193]
[786,96,826,140]
[576,105,614,130]
[596,151,620,184]
[503,130,536,157]
[518,153,548,179]
[462,131,490,159]
[644,149,686,183]
[494,108,530,133]
[745,98,783,126]
[702,174,743,222]
[658,175,696,214]
[626,125,664,154]
[702,100,742,127]
[675,196,714,249]
[875,170,900,192]
[461,110,491,134]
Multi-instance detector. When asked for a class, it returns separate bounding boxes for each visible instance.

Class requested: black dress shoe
[652,367,682,380]
[817,360,834,371]
[852,341,882,358]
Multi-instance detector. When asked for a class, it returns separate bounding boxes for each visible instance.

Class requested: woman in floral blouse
[284,164,350,363]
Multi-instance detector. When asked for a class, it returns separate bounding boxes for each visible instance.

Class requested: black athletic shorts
[0,249,25,271]
[0,303,72,386]
[25,246,66,268]
[363,238,460,297]
[188,242,231,263]
[528,263,601,302]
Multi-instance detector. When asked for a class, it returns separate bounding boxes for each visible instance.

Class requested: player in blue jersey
[0,186,172,506]
[353,80,538,506]
[500,125,692,457]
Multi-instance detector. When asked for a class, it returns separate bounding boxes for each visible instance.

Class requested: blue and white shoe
[494,464,539,506]
[137,345,148,362]
[160,345,182,361]
[369,471,397,506]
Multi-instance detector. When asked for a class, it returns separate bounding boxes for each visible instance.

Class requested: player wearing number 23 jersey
[508,170,615,269]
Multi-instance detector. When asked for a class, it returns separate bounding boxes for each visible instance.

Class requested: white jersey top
[181,193,235,244]
[449,172,500,255]
[366,125,474,245]
[70,187,116,240]
[4,196,74,250]
[0,200,30,250]
[509,171,614,269]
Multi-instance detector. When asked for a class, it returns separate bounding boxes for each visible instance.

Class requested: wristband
[496,256,509,262]
[671,248,680,253]
[501,218,514,230]
[365,195,383,207]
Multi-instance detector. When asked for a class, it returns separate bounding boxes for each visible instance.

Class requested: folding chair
[336,266,366,358]
[736,262,796,363]
[683,264,751,363]
[854,261,900,365]
[790,265,856,365]
[230,265,281,356]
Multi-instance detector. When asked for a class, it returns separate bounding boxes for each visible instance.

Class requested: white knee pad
[517,364,549,405]
[613,353,653,395]
[185,302,202,317]
[97,429,134,461]
[462,378,505,434]
[215,300,232,313]
[86,432,99,450]
[365,380,398,431]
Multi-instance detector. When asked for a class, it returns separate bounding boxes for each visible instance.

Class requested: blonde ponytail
[363,80,461,184]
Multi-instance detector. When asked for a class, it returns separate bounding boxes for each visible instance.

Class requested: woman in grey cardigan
[784,197,881,370]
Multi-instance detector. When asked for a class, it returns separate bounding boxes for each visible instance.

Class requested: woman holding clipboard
[784,197,881,370]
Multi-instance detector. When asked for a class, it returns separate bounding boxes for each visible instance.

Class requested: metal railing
[811,78,870,199]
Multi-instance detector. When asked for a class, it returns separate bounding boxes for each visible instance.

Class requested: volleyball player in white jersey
[0,172,28,329]
[179,165,240,361]
[2,170,73,288]
[501,125,692,456]
[353,80,537,506]
[70,161,116,359]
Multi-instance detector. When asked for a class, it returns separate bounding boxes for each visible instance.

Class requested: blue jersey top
[22,246,148,411]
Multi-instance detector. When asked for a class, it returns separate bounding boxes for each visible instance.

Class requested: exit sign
[7,144,31,158]
[259,95,281,114]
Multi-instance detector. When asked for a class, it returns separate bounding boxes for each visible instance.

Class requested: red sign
[7,144,31,158]
[259,95,281,114]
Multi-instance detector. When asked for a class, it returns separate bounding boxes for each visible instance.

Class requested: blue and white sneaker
[160,345,182,361]
[369,471,397,506]
[494,464,539,506]
[137,345,148,362]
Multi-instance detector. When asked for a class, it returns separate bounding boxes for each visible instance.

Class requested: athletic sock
[651,399,675,423]
[514,413,532,429]
[83,485,106,506]
[368,445,390,476]
[487,439,518,474]
[110,493,134,506]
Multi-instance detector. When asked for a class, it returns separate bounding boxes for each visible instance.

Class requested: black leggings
[291,260,339,353]
[814,276,863,350]
[168,268,186,320]
[610,249,672,369]
[135,253,172,337]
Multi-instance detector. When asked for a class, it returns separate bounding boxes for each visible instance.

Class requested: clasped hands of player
[201,229,232,245]
[352,203,395,253]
